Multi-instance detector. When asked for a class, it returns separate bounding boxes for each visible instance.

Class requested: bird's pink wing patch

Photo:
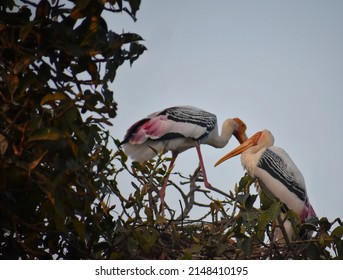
[129,115,170,144]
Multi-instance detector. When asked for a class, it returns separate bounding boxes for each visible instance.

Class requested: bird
[121,105,248,210]
[215,129,316,241]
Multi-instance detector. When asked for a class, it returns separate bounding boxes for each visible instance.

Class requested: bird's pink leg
[195,144,211,188]
[160,153,177,212]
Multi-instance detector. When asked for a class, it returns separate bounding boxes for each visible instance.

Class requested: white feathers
[122,141,165,163]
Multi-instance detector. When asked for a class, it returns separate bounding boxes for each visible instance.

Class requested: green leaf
[121,33,143,44]
[182,244,202,259]
[127,237,139,255]
[259,191,274,210]
[305,243,320,259]
[192,235,201,244]
[72,218,85,241]
[40,92,68,106]
[27,127,65,142]
[236,193,250,206]
[20,23,33,42]
[268,201,281,221]
[93,242,110,254]
[319,217,332,231]
[144,205,154,224]
[73,0,91,11]
[127,0,141,17]
[319,232,330,247]
[133,227,159,254]
[335,239,343,258]
[245,194,258,210]
[35,0,50,18]
[241,210,258,235]
[105,59,119,82]
[129,42,147,65]
[331,226,343,239]
[6,74,19,94]
[38,62,52,83]
[238,174,250,191]
[300,222,317,232]
[240,238,252,257]
[258,209,271,231]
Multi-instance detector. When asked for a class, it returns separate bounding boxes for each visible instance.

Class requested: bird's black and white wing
[157,106,217,142]
[254,146,308,214]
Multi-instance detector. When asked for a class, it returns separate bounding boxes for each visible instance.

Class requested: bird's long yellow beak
[214,131,262,167]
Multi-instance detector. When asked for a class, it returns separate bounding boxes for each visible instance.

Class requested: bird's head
[215,130,272,167]
[232,117,248,144]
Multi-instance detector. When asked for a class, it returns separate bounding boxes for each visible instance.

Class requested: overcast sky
[107,1,343,222]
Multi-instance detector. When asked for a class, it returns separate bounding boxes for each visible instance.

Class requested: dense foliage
[0,0,145,259]
[1,0,342,259]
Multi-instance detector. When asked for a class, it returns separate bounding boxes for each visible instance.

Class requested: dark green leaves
[331,226,343,239]
[0,0,145,260]
[27,127,65,142]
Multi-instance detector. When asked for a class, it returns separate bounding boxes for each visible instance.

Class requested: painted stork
[215,129,316,241]
[121,105,248,209]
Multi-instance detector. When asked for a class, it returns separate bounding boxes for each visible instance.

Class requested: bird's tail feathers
[122,141,164,163]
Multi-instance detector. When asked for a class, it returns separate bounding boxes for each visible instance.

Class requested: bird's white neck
[241,146,267,175]
[206,119,237,148]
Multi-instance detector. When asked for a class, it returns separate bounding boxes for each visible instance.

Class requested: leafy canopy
[0,0,145,259]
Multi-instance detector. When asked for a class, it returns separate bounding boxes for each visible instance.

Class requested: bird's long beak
[214,131,262,167]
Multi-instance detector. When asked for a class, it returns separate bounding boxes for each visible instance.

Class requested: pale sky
[108,1,343,222]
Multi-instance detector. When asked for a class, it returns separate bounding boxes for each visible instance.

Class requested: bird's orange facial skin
[214,131,262,167]
[232,118,248,144]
